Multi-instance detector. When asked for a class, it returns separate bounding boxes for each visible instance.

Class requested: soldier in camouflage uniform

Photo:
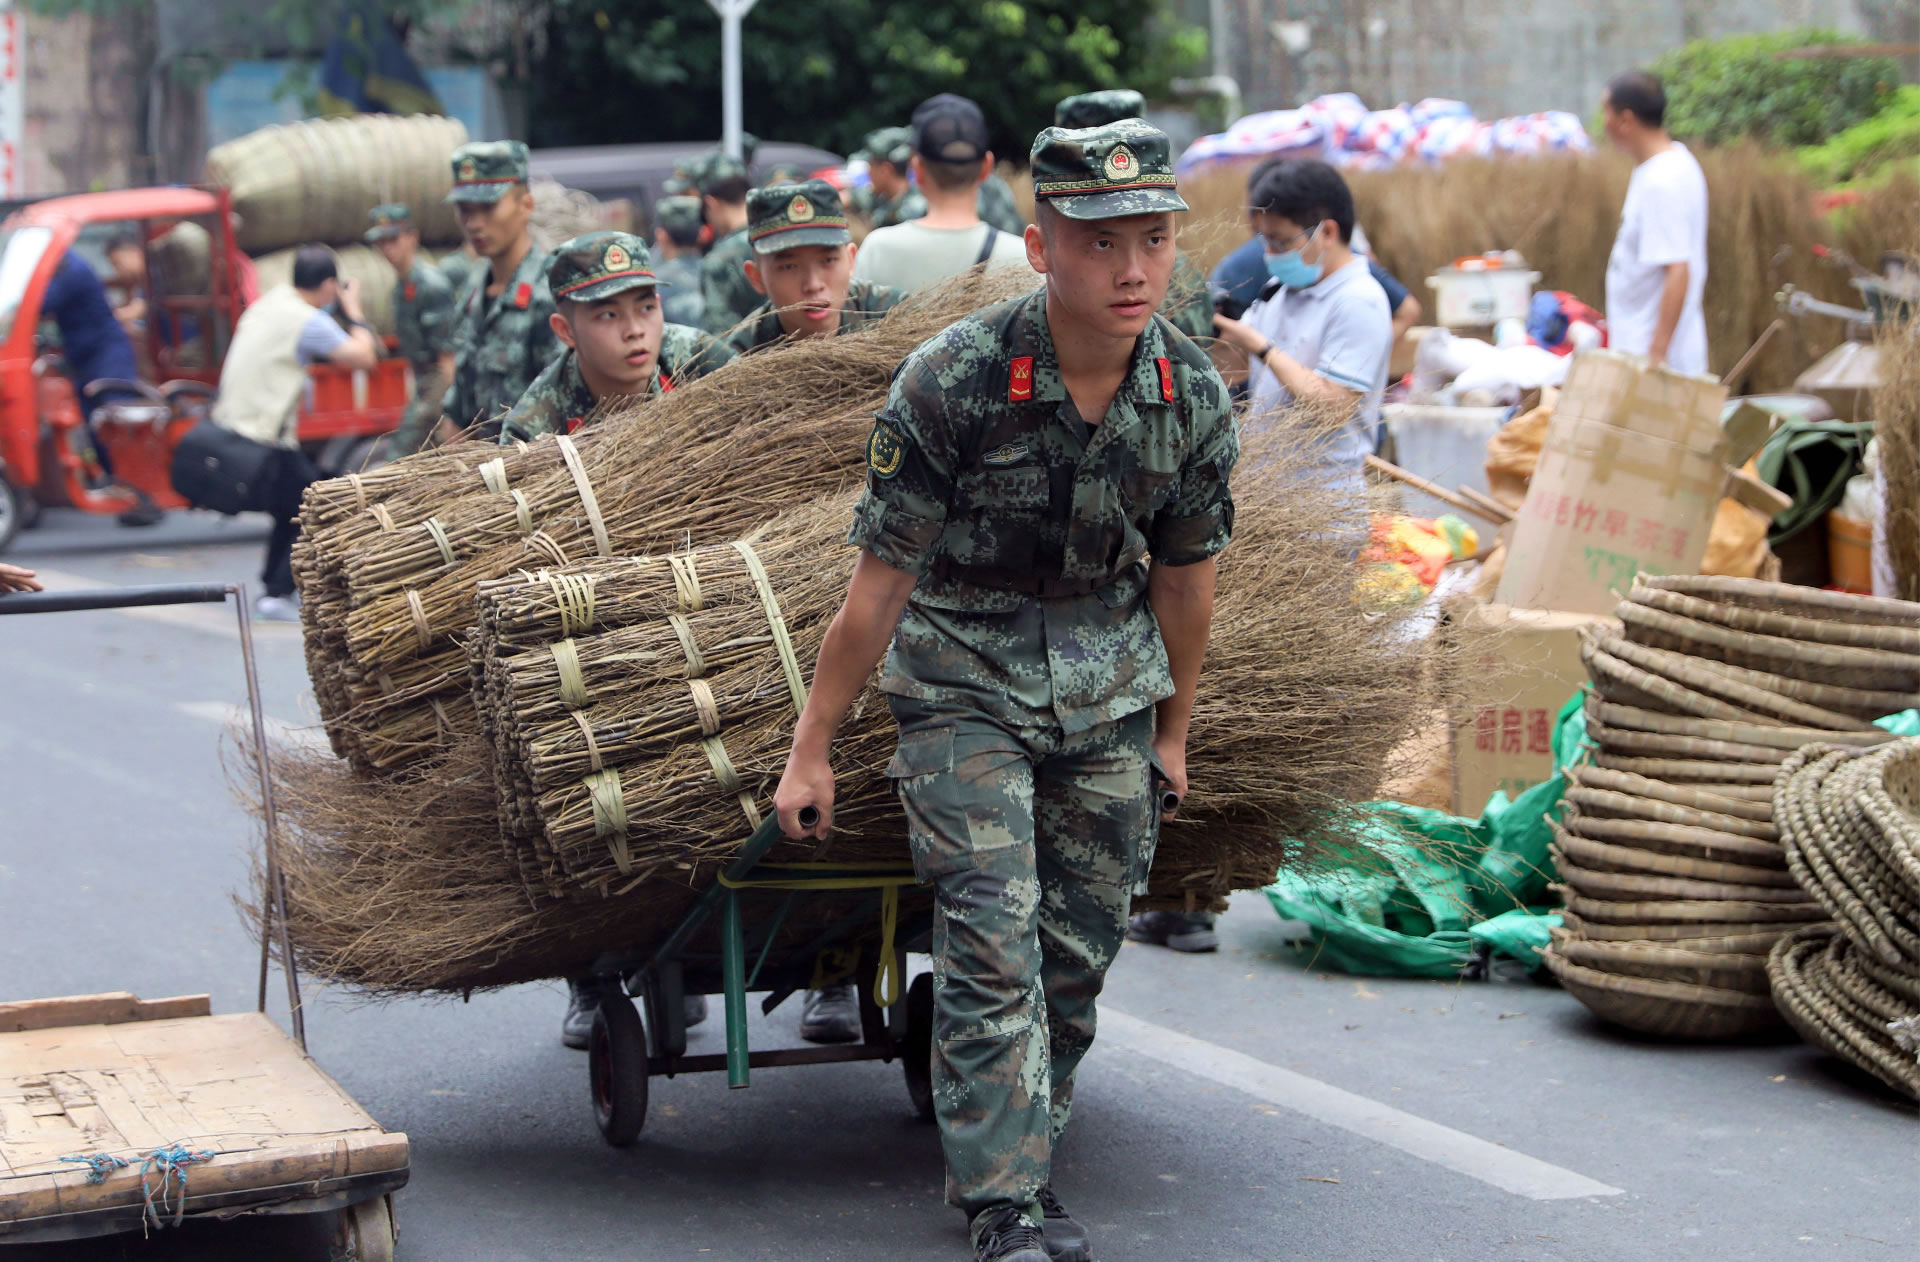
[498,232,733,445]
[725,180,906,358]
[773,121,1235,1262]
[1056,90,1215,345]
[693,152,762,334]
[652,195,709,329]
[863,126,927,229]
[364,203,457,455]
[438,245,480,300]
[442,141,558,438]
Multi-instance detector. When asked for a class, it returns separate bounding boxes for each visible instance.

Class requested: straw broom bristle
[1875,314,1918,601]
[254,402,1456,993]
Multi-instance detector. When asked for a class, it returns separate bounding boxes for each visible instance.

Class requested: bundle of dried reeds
[1876,317,1918,601]
[260,409,1441,991]
[296,267,1038,767]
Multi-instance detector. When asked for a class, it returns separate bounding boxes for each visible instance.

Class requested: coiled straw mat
[1775,741,1920,969]
[1552,887,1832,926]
[1552,857,1819,906]
[1557,912,1795,952]
[1618,602,1920,692]
[1552,826,1793,888]
[1542,951,1783,1038]
[1595,629,1911,727]
[1565,764,1774,822]
[1559,813,1785,867]
[1636,575,1920,632]
[1769,925,1920,1099]
[1550,929,1770,995]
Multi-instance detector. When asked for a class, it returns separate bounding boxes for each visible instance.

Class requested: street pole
[705,0,761,162]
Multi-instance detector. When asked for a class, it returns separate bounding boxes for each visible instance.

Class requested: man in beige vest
[211,245,378,620]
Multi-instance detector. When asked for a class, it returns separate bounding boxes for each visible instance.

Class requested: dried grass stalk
[1876,318,1919,602]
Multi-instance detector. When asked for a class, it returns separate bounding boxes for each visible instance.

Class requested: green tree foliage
[529,0,1206,159]
[1650,28,1903,148]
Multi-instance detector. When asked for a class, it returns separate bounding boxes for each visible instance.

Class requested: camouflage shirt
[443,244,558,438]
[723,279,907,357]
[1161,249,1215,342]
[393,257,456,371]
[699,228,760,334]
[868,188,928,230]
[849,288,1238,734]
[975,174,1028,235]
[656,255,707,329]
[497,323,735,444]
[437,251,479,299]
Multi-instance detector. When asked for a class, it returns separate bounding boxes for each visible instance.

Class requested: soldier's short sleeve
[845,354,955,576]
[679,326,737,380]
[1149,361,1238,566]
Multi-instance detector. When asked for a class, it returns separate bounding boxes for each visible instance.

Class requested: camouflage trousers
[388,365,449,457]
[886,698,1158,1243]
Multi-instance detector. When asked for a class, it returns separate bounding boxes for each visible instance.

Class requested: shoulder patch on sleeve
[866,418,906,479]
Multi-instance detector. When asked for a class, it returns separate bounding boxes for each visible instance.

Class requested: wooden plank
[0,994,211,1034]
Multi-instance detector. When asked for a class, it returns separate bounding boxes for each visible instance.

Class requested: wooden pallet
[0,992,408,1246]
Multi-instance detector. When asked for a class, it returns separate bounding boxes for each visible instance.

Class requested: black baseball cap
[912,94,990,164]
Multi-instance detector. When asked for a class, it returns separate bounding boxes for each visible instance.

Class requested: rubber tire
[0,477,25,553]
[902,971,935,1122]
[589,991,649,1147]
[336,1193,396,1262]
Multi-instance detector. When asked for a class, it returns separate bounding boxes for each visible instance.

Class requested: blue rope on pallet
[55,1145,216,1232]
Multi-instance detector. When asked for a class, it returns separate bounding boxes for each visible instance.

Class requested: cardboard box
[1495,352,1730,616]
[1450,603,1615,816]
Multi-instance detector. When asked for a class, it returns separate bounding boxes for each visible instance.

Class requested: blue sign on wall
[204,61,503,148]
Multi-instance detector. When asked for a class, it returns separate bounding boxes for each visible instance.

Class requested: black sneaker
[1127,910,1219,953]
[974,1207,1049,1262]
[561,978,604,1050]
[115,490,164,528]
[1038,1184,1091,1262]
[798,983,861,1044]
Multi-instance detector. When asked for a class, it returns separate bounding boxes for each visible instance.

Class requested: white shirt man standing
[851,94,1031,294]
[1602,70,1709,375]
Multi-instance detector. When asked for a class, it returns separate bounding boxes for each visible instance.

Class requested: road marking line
[175,701,329,752]
[1101,1008,1625,1201]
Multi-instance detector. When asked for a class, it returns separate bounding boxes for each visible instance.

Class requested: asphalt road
[2,508,1915,1262]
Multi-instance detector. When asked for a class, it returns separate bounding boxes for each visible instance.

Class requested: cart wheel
[0,477,26,553]
[902,971,935,1122]
[589,991,649,1147]
[335,1193,396,1262]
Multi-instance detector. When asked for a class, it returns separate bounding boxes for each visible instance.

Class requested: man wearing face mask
[1210,158,1391,487]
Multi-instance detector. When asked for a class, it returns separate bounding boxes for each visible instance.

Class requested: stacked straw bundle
[1543,575,1920,1039]
[291,268,1036,772]
[1770,739,1920,1100]
[262,402,1438,992]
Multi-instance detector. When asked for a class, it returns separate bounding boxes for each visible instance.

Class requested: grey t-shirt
[852,220,1032,294]
[1244,256,1392,483]
[295,307,350,365]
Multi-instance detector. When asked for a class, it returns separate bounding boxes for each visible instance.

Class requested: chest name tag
[982,443,1029,467]
[1008,356,1034,402]
[1156,356,1174,404]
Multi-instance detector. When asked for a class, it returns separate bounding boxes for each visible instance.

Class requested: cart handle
[0,583,230,614]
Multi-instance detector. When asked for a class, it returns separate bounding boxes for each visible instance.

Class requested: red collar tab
[1009,356,1034,402]
[659,372,675,393]
[514,281,532,309]
[565,416,584,434]
[1156,357,1174,403]
[403,281,417,301]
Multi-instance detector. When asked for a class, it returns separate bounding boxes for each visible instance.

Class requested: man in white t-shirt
[851,94,1031,294]
[1602,70,1709,375]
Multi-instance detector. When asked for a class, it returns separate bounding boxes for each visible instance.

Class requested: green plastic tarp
[1263,691,1587,978]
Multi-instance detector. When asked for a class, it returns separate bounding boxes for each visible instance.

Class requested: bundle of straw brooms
[266,275,1441,994]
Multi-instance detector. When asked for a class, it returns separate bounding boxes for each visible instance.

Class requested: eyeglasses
[1264,224,1318,252]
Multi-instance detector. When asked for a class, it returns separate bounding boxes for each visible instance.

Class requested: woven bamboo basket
[1551,826,1794,887]
[1768,925,1920,1099]
[1581,638,1764,722]
[1631,583,1920,654]
[1561,813,1787,866]
[1589,753,1783,785]
[1553,888,1832,925]
[1563,783,1776,839]
[1544,950,1785,1038]
[1565,765,1773,823]
[1550,929,1771,994]
[1552,855,1819,905]
[1592,633,1889,730]
[1556,912,1801,949]
[1618,603,1920,692]
[1637,575,1920,630]
[1584,717,1792,766]
[1585,698,1891,752]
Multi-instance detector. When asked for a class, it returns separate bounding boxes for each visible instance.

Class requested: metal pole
[723,889,750,1088]
[705,0,761,162]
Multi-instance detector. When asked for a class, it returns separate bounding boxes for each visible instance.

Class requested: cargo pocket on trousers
[1136,747,1170,894]
[886,725,960,882]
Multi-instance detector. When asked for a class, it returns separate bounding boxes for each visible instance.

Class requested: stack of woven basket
[1770,739,1920,1099]
[1543,575,1920,1038]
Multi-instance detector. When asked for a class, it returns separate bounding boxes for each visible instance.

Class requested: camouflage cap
[663,173,695,197]
[746,179,850,255]
[654,195,704,242]
[1054,89,1147,130]
[1030,119,1188,220]
[548,231,666,303]
[691,149,749,193]
[447,140,530,204]
[363,202,414,243]
[863,127,914,169]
